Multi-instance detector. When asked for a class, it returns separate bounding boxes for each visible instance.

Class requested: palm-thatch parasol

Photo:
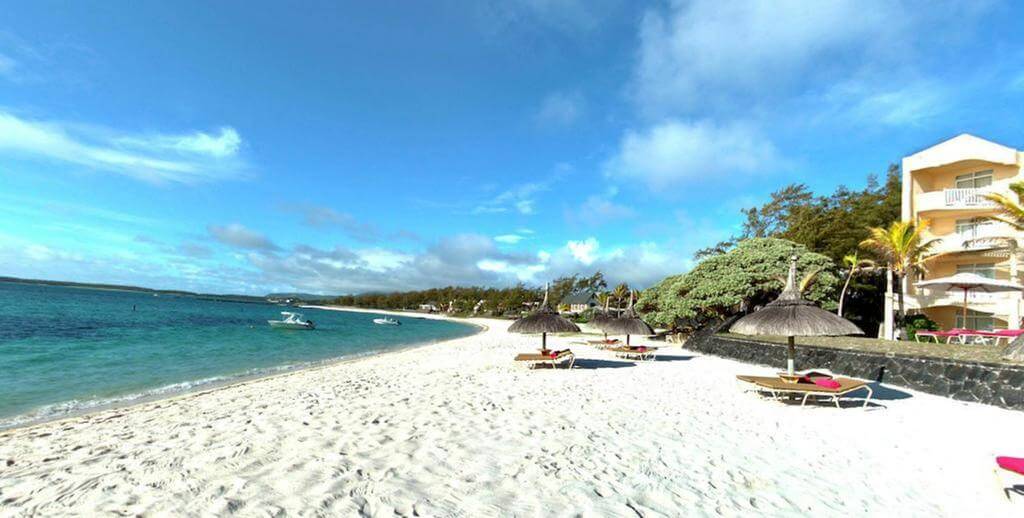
[602,292,654,345]
[590,296,614,338]
[730,256,863,375]
[508,284,580,353]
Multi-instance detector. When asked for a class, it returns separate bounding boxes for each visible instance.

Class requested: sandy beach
[1,311,1022,516]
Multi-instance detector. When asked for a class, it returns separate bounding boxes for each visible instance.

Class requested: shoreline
[0,307,485,435]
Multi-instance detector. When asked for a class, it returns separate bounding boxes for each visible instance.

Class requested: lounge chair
[915,330,959,343]
[586,338,621,349]
[609,345,658,361]
[736,374,873,408]
[514,349,575,369]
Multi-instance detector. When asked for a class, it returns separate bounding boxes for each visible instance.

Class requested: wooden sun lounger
[586,339,621,350]
[736,375,873,408]
[514,350,575,369]
[609,346,658,361]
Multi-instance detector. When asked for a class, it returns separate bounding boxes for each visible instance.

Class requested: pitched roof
[561,291,598,305]
[903,133,1020,172]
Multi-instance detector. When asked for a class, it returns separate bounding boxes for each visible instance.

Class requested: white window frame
[955,309,996,330]
[954,218,994,240]
[955,170,993,189]
[956,262,997,279]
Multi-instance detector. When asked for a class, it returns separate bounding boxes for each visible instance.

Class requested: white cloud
[116,127,241,158]
[494,234,525,244]
[514,199,535,215]
[356,248,413,272]
[632,1,914,117]
[567,237,599,265]
[208,223,279,251]
[604,119,780,189]
[0,110,245,184]
[571,194,633,226]
[814,80,948,127]
[474,179,547,215]
[535,91,584,127]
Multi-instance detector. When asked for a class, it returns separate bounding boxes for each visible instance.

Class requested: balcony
[905,289,1015,312]
[929,227,1009,255]
[916,187,999,213]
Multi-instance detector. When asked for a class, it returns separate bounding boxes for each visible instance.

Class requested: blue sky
[2,1,1024,295]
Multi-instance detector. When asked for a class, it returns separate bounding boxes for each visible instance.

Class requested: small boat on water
[268,311,315,330]
[373,317,401,326]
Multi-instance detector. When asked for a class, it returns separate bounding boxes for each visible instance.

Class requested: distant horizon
[0,272,568,300]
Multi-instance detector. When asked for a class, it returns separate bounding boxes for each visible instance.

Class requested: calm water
[0,282,478,429]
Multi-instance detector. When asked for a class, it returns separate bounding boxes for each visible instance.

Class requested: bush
[902,314,939,341]
[636,238,840,327]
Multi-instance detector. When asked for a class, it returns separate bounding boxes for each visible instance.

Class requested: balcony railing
[943,188,997,208]
[906,290,1013,311]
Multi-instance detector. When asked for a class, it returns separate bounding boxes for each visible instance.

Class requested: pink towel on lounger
[812,378,841,389]
[997,456,1024,475]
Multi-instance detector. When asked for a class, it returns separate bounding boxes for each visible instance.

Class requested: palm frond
[798,267,822,293]
[983,191,1024,231]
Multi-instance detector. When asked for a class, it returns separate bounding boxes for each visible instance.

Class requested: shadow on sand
[653,355,695,362]
[571,358,636,369]
[867,382,913,401]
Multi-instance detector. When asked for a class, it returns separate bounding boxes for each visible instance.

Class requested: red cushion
[813,378,841,389]
[997,456,1024,475]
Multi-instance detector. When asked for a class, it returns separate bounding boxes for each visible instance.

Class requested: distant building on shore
[902,134,1023,330]
[560,291,598,314]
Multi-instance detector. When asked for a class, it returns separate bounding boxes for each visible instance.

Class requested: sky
[2,1,1024,295]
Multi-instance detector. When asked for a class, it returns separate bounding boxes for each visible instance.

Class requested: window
[955,218,993,240]
[955,309,996,330]
[956,263,996,278]
[955,170,993,189]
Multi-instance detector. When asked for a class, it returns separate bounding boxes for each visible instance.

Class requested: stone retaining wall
[685,321,1024,410]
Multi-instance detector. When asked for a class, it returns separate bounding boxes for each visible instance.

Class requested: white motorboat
[373,317,401,326]
[268,311,315,330]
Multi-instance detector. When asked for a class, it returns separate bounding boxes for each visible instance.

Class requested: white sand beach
[1,311,1022,516]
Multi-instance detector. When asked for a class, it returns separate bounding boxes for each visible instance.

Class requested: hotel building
[902,134,1024,330]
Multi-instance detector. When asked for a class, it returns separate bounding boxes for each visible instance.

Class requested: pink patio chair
[995,456,1024,500]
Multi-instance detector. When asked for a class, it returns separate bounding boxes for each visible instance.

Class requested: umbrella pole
[963,288,969,328]
[787,336,796,375]
[626,334,631,346]
[541,332,547,354]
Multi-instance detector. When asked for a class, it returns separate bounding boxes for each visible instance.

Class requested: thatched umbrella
[590,296,614,338]
[508,284,580,353]
[730,256,863,375]
[602,292,654,345]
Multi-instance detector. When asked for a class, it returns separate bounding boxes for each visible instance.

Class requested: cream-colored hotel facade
[901,134,1024,332]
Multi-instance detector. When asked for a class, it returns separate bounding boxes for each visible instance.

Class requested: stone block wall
[685,321,1024,410]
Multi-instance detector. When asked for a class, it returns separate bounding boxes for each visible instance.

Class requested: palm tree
[837,252,876,318]
[859,220,942,325]
[983,181,1024,230]
[612,283,630,313]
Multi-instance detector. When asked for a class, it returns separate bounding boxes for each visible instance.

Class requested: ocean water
[0,282,478,429]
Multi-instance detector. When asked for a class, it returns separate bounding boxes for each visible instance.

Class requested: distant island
[0,276,335,305]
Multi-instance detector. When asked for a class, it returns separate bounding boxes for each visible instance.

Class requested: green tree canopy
[637,238,840,327]
[695,165,900,262]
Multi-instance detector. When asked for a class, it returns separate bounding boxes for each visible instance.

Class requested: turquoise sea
[0,281,478,429]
